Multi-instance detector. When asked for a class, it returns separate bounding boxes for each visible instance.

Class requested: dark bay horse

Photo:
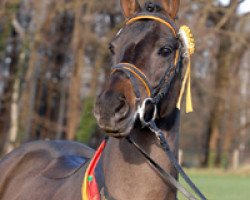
[0,0,186,199]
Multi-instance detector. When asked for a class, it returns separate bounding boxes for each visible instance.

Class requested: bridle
[110,14,207,200]
[111,13,182,127]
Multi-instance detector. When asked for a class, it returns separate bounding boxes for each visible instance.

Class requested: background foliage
[0,0,249,169]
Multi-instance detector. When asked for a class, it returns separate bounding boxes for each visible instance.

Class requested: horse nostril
[115,95,126,113]
[96,91,131,123]
[113,94,130,122]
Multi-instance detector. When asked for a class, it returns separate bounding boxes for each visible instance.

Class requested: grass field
[178,168,250,200]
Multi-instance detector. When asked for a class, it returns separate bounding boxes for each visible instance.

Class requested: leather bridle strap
[124,15,181,104]
[121,15,206,200]
[126,15,177,37]
[107,15,206,200]
[111,63,153,108]
[148,121,207,200]
[127,136,197,200]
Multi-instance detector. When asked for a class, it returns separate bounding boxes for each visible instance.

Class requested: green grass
[178,168,250,200]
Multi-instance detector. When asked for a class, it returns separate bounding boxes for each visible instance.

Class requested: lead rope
[127,136,197,200]
[148,121,207,200]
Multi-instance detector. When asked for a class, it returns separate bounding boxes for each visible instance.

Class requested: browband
[126,15,177,37]
[125,14,179,66]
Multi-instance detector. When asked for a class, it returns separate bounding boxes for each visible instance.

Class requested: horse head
[94,0,182,138]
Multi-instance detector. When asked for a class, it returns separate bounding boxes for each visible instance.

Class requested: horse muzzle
[94,90,135,138]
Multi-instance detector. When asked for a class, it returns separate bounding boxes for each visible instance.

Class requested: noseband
[111,14,183,126]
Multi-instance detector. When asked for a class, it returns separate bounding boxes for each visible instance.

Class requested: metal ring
[137,98,157,127]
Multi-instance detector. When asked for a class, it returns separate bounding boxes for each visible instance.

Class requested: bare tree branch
[0,0,6,9]
[216,29,250,49]
[12,18,25,39]
[236,122,250,133]
[215,0,238,30]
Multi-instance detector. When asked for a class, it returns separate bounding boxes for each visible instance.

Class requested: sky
[220,0,250,14]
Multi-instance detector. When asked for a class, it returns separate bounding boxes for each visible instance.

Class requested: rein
[83,14,207,200]
[110,15,207,200]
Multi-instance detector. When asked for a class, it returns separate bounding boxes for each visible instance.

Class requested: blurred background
[0,0,249,170]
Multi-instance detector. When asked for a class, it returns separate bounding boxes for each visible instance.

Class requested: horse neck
[102,110,180,200]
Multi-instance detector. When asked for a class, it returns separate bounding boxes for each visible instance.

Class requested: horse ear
[161,0,180,19]
[120,0,141,18]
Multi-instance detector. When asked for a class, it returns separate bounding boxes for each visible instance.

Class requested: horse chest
[101,138,175,200]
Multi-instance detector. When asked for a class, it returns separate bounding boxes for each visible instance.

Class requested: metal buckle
[137,98,157,127]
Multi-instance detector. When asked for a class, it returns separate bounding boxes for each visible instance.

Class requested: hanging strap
[148,121,207,200]
[127,136,197,200]
[176,57,193,113]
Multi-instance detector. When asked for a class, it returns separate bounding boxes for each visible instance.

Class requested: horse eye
[109,44,115,55]
[158,46,173,57]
